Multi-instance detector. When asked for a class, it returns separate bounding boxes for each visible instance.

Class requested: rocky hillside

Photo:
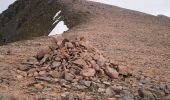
[0,0,170,99]
[0,0,90,44]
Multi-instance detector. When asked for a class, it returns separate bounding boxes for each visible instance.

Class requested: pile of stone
[17,35,129,83]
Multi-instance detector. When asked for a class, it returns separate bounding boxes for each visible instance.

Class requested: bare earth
[0,0,170,100]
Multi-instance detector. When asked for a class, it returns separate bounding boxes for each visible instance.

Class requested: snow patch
[49,21,69,36]
[53,16,61,25]
[49,10,69,36]
[53,10,61,20]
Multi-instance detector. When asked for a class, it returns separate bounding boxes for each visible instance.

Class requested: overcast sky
[0,0,16,13]
[89,0,170,16]
[0,0,170,16]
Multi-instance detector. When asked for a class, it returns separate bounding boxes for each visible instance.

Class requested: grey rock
[80,80,91,87]
[18,65,30,71]
[96,56,106,67]
[52,61,61,69]
[74,84,87,90]
[59,79,68,86]
[36,53,44,61]
[64,72,74,81]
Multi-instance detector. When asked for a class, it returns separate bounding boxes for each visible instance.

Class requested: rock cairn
[18,35,129,84]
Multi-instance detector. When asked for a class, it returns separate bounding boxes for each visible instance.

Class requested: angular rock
[41,55,50,63]
[80,80,91,87]
[35,76,57,83]
[105,66,119,79]
[74,84,87,90]
[73,58,87,66]
[82,68,95,77]
[52,61,61,69]
[64,72,74,81]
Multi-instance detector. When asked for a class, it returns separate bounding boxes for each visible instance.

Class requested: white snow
[49,10,69,36]
[49,21,69,36]
[0,0,16,14]
[53,10,61,20]
[87,0,170,17]
[53,16,61,25]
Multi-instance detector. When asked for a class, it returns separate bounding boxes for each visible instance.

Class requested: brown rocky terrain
[0,0,170,100]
